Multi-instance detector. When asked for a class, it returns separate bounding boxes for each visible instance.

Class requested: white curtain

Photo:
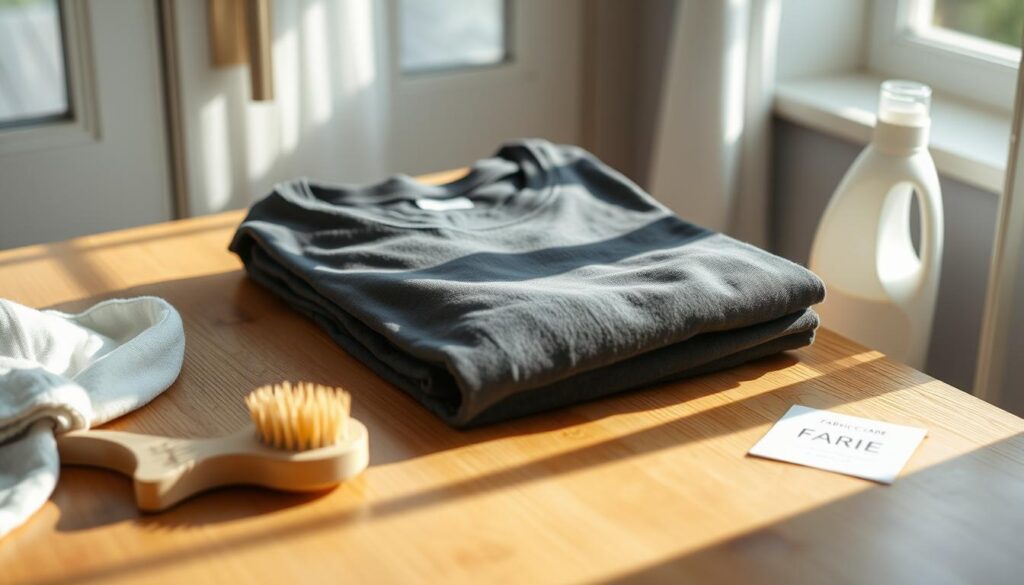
[648,0,781,247]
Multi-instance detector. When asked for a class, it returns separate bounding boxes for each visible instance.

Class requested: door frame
[157,0,189,219]
[974,53,1024,408]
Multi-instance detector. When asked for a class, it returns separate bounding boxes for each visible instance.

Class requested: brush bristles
[245,382,351,451]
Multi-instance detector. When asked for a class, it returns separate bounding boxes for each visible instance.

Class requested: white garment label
[415,196,475,211]
[748,405,927,484]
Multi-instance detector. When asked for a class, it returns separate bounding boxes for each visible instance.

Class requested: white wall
[175,0,584,217]
[0,0,651,249]
[776,0,868,81]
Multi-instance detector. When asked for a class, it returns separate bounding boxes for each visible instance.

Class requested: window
[399,0,509,74]
[869,0,1022,112]
[0,0,70,128]
[905,0,1023,63]
[930,0,1023,49]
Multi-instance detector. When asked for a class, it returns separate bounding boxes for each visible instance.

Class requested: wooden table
[1,171,1022,584]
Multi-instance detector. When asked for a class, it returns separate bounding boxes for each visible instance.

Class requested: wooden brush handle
[56,420,369,512]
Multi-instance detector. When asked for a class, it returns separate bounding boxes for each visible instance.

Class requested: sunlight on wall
[330,0,390,183]
[245,103,279,182]
[338,0,379,94]
[186,0,390,212]
[275,25,300,156]
[200,94,232,210]
[302,0,333,127]
[723,0,748,146]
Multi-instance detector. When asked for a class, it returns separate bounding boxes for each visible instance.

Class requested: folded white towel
[0,297,185,538]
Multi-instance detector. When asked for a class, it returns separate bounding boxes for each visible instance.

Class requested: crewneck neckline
[286,141,560,231]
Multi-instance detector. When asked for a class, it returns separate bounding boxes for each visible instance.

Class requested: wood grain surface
[0,169,1022,584]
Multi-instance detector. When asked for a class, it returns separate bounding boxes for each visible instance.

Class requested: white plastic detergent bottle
[809,79,943,369]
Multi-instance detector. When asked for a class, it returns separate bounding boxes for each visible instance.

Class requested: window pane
[0,0,69,127]
[400,0,508,73]
[932,0,1024,49]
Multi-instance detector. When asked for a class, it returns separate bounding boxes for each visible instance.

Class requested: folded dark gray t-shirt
[230,140,825,426]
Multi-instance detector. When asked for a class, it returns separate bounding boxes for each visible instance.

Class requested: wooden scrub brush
[56,382,369,511]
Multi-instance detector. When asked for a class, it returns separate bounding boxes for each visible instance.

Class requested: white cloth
[648,0,780,247]
[0,297,184,538]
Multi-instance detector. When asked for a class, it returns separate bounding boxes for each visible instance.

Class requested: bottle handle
[876,179,941,301]
[912,177,942,294]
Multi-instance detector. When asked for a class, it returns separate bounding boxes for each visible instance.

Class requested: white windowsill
[774,72,1011,194]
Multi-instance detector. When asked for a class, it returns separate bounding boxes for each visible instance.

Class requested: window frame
[974,59,1024,408]
[868,0,1021,112]
[0,0,98,156]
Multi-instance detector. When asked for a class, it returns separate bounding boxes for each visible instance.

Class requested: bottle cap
[878,80,931,127]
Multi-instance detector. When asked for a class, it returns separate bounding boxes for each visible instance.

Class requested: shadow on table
[30,269,909,570]
[596,432,1024,584]
[50,467,334,533]
[23,350,957,585]
[25,410,1021,585]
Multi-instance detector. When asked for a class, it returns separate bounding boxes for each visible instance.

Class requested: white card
[748,405,928,484]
